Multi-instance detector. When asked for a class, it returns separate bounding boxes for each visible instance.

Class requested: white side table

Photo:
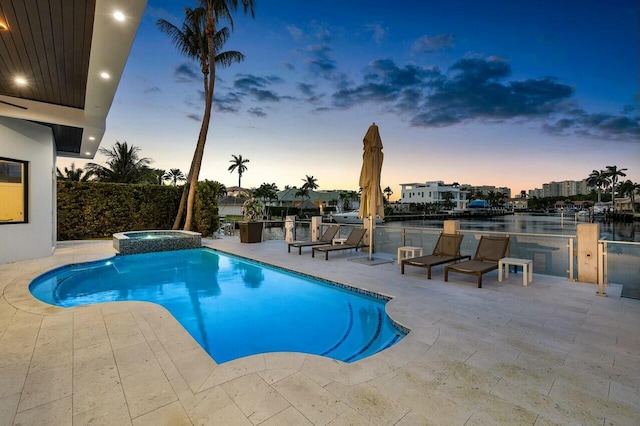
[397,246,423,264]
[332,238,348,245]
[498,257,533,286]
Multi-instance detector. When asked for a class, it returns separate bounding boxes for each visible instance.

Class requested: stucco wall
[0,117,55,264]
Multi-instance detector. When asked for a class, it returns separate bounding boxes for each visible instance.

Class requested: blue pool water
[30,248,406,363]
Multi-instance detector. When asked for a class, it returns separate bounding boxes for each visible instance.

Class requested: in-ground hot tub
[113,230,202,255]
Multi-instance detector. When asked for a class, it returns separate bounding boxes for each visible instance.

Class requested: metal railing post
[401,227,406,246]
[597,241,606,296]
[568,237,574,281]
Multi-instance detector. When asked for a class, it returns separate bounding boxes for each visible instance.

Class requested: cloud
[247,107,267,117]
[305,44,338,76]
[410,56,574,126]
[366,23,386,44]
[186,114,201,122]
[286,25,303,41]
[233,74,285,102]
[143,86,161,94]
[544,110,640,141]
[214,92,243,113]
[332,59,440,108]
[411,34,455,53]
[174,63,200,83]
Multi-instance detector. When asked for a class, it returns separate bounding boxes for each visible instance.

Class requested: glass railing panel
[510,235,569,277]
[604,241,640,299]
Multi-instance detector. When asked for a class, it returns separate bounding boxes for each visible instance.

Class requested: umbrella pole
[369,214,373,261]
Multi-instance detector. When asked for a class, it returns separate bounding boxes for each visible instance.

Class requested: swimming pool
[30,248,406,363]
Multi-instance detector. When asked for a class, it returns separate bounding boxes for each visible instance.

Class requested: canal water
[385,213,640,242]
[256,213,639,242]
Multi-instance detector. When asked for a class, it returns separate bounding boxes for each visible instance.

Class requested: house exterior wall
[399,181,468,210]
[0,117,56,264]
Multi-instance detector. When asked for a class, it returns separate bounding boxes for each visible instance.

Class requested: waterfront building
[463,184,512,199]
[529,179,590,198]
[399,182,469,210]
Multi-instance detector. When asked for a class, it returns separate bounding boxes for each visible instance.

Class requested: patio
[1,237,639,425]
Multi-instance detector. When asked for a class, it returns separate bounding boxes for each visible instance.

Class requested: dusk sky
[57,0,639,198]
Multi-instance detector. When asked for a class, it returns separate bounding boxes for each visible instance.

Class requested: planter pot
[239,222,263,243]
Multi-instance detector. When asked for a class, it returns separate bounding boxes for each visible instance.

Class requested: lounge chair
[444,235,510,288]
[312,228,368,260]
[401,233,470,279]
[287,225,340,255]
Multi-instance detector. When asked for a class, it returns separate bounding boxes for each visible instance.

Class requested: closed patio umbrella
[358,122,385,261]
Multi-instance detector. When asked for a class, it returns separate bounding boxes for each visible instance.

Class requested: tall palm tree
[164,168,187,186]
[604,165,627,207]
[158,4,251,231]
[86,141,152,183]
[56,163,92,181]
[228,154,249,187]
[301,175,318,191]
[586,169,609,204]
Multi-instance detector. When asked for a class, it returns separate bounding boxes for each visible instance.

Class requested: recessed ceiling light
[100,72,110,79]
[0,21,8,31]
[85,152,91,155]
[14,76,27,86]
[89,136,96,141]
[113,11,125,22]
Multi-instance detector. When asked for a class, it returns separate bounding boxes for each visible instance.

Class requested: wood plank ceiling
[0,0,96,152]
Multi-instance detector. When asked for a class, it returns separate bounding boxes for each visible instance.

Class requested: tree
[301,175,318,191]
[618,180,640,213]
[164,168,186,186]
[441,191,455,210]
[295,188,309,206]
[383,186,393,202]
[56,163,92,181]
[86,141,152,183]
[141,168,166,185]
[253,182,278,217]
[604,165,627,207]
[158,3,252,231]
[586,169,609,204]
[519,190,528,199]
[228,154,250,187]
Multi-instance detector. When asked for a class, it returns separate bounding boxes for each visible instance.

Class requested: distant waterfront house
[506,198,528,210]
[275,189,354,213]
[0,0,147,265]
[399,182,469,210]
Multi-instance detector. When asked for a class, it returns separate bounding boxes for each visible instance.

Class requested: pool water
[30,248,406,363]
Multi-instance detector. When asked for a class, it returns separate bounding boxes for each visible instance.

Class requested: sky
[57,0,639,199]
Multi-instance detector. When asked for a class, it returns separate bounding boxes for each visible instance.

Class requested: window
[0,158,28,224]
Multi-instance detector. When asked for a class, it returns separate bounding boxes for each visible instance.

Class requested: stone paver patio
[1,237,639,425]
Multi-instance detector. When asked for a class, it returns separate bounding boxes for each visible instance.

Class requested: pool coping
[3,243,425,396]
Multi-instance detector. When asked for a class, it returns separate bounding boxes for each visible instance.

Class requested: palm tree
[586,169,609,204]
[164,168,187,186]
[604,165,627,208]
[519,190,528,199]
[301,175,318,191]
[158,4,251,231]
[254,182,279,217]
[228,154,250,187]
[141,168,166,185]
[56,163,92,181]
[383,186,393,202]
[618,180,640,213]
[295,188,309,206]
[86,141,152,183]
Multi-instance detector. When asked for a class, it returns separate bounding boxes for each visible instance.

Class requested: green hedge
[57,181,181,240]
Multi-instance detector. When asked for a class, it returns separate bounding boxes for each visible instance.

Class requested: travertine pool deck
[1,237,639,425]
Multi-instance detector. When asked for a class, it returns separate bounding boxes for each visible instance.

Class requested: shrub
[57,181,181,240]
[193,180,222,237]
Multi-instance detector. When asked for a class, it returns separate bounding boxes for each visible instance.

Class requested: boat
[330,211,384,224]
